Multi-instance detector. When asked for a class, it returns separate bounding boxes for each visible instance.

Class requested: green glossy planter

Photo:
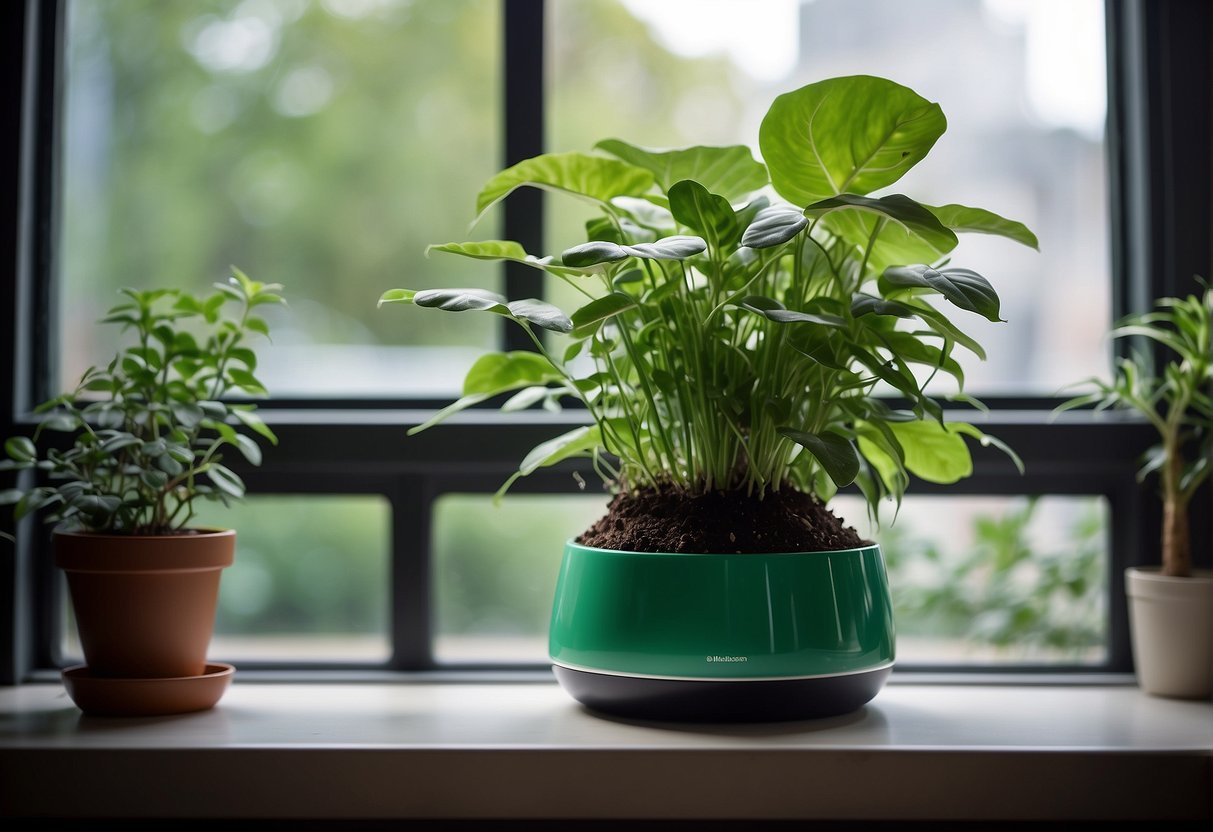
[549,541,895,722]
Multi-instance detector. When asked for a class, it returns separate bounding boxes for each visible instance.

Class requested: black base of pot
[552,664,892,723]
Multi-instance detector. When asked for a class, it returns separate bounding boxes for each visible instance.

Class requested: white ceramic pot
[1125,566,1213,699]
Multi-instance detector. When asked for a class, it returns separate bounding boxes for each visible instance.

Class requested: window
[2,0,1210,681]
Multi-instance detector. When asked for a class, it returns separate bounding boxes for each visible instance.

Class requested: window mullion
[501,0,546,353]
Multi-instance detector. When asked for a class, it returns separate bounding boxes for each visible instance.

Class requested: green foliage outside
[880,497,1107,659]
[197,495,390,640]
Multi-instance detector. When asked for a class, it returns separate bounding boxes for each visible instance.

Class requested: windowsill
[1,673,1210,823]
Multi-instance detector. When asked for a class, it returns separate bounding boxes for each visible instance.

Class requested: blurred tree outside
[878,497,1108,662]
[61,0,503,397]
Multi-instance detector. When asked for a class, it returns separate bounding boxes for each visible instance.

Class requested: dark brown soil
[575,486,871,553]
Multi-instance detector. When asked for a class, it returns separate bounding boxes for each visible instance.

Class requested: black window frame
[1,0,1209,683]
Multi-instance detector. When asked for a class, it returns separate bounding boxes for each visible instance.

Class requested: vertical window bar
[1,0,64,684]
[501,0,546,353]
[29,0,62,409]
[391,476,434,670]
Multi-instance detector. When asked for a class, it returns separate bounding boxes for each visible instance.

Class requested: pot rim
[1125,565,1213,582]
[564,539,881,558]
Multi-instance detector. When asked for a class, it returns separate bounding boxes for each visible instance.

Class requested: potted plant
[1057,283,1212,699]
[381,74,1034,721]
[0,267,283,716]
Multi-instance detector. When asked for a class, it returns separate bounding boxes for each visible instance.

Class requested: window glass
[60,494,392,663]
[432,491,1109,666]
[836,494,1109,664]
[547,0,1110,395]
[433,492,611,663]
[59,0,502,398]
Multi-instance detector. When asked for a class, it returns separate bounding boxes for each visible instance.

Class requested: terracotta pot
[1125,566,1213,700]
[54,528,235,679]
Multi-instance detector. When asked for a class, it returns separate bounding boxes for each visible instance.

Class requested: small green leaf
[493,425,602,503]
[205,464,245,498]
[881,264,1003,322]
[928,203,1039,250]
[851,293,916,318]
[500,386,551,413]
[228,368,268,395]
[426,240,591,277]
[463,351,563,397]
[741,204,809,249]
[667,179,739,249]
[505,299,573,333]
[779,428,860,487]
[805,193,957,255]
[246,317,270,338]
[378,289,417,306]
[570,292,639,336]
[5,437,37,462]
[561,241,629,268]
[413,288,508,313]
[735,296,846,327]
[233,434,263,466]
[170,402,205,429]
[229,407,278,445]
[950,423,1024,475]
[621,235,706,260]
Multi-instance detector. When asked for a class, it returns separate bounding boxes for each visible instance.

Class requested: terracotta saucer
[62,662,235,717]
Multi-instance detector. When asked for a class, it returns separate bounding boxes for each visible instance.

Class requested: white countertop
[1,674,1210,822]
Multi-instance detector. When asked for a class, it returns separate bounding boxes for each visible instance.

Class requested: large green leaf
[888,419,973,483]
[778,428,860,487]
[474,152,654,223]
[760,75,946,206]
[806,194,957,255]
[594,139,768,202]
[881,265,1003,322]
[667,179,739,249]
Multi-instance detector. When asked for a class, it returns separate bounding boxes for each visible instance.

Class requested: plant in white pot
[0,268,283,716]
[1057,283,1212,699]
[381,74,1033,721]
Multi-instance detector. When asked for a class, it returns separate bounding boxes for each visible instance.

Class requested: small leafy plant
[1056,283,1211,577]
[0,268,283,536]
[381,75,1033,532]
